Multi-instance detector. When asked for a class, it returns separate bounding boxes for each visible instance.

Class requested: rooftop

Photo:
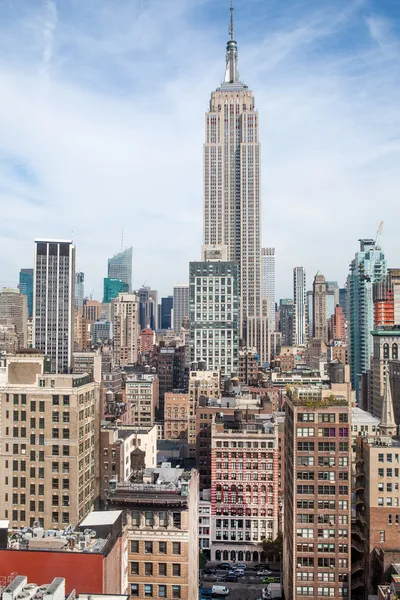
[79,511,122,528]
[0,576,128,600]
[352,407,380,426]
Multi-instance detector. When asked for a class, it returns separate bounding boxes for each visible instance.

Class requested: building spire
[380,372,397,437]
[224,0,240,84]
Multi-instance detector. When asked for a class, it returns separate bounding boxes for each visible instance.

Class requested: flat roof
[80,510,122,527]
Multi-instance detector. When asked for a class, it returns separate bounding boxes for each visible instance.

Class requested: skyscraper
[293,267,307,346]
[112,293,139,367]
[161,296,173,329]
[203,3,262,341]
[33,239,75,373]
[103,277,129,303]
[138,286,158,331]
[75,272,84,311]
[189,259,239,377]
[0,287,28,348]
[347,239,386,394]
[19,268,33,318]
[173,284,189,333]
[312,272,327,340]
[279,299,294,346]
[107,247,132,291]
[262,247,275,332]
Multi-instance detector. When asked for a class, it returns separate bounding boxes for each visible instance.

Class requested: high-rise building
[293,267,307,346]
[112,293,139,367]
[210,413,279,563]
[0,287,28,349]
[161,296,173,329]
[306,290,313,340]
[0,351,99,528]
[188,367,220,458]
[173,284,189,333]
[329,304,346,343]
[103,277,129,304]
[107,466,199,600]
[125,373,159,427]
[74,272,84,311]
[33,239,75,374]
[279,299,294,346]
[19,268,33,318]
[326,281,339,323]
[262,248,276,332]
[203,4,262,343]
[284,385,352,600]
[312,272,327,340]
[108,247,132,291]
[373,268,400,328]
[138,286,158,331]
[189,260,239,377]
[92,318,111,343]
[369,329,400,419]
[347,238,386,394]
[164,392,189,440]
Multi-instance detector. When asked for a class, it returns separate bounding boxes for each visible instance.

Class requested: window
[298,413,315,422]
[172,542,181,555]
[131,540,139,553]
[130,584,139,597]
[296,587,314,597]
[145,541,153,554]
[144,563,153,576]
[145,511,154,527]
[317,587,335,597]
[144,585,153,598]
[52,445,59,456]
[173,512,181,528]
[380,531,385,542]
[172,564,181,577]
[172,586,181,599]
[159,541,167,554]
[297,428,315,437]
[62,446,70,457]
[159,511,168,527]
[158,585,167,598]
[159,563,167,576]
[131,511,140,526]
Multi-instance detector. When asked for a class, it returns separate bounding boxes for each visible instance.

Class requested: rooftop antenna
[121,227,124,252]
[71,230,74,242]
[229,0,234,41]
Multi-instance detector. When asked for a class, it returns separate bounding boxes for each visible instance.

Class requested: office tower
[347,239,386,394]
[19,268,33,318]
[306,290,313,339]
[284,386,352,600]
[112,293,139,367]
[0,351,99,528]
[203,3,262,342]
[164,392,189,440]
[161,296,173,329]
[329,304,346,343]
[189,260,239,377]
[125,373,159,427]
[262,248,276,332]
[238,348,259,385]
[0,288,28,348]
[326,281,339,323]
[74,272,84,311]
[108,247,132,291]
[103,277,129,304]
[339,287,347,314]
[107,466,199,600]
[373,268,400,327]
[293,267,307,345]
[312,272,327,340]
[33,239,75,374]
[84,300,101,324]
[279,299,294,346]
[91,318,111,343]
[210,413,279,562]
[173,284,189,333]
[138,286,157,331]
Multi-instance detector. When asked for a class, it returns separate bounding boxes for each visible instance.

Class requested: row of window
[297,486,349,496]
[131,563,181,577]
[215,441,274,449]
[296,529,348,538]
[297,543,349,553]
[298,413,348,423]
[130,540,181,555]
[296,587,348,597]
[297,442,349,452]
[297,514,348,524]
[130,584,181,598]
[297,456,348,467]
[297,428,349,438]
[297,573,348,582]
[297,558,348,568]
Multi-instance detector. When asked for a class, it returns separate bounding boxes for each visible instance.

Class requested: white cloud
[0,0,399,299]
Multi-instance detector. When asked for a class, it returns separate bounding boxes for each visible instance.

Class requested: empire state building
[203,2,263,347]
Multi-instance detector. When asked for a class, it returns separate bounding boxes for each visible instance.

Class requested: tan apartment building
[164,392,189,441]
[99,423,157,502]
[125,373,159,427]
[284,386,352,600]
[238,348,259,385]
[0,287,28,348]
[0,351,100,528]
[188,368,220,457]
[84,300,101,324]
[107,465,199,600]
[112,293,139,367]
[210,413,279,563]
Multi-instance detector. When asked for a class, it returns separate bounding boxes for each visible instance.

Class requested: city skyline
[0,0,399,300]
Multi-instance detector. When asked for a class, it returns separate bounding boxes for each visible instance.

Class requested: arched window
[230,550,236,561]
[245,551,251,562]
[384,343,390,359]
[223,550,229,560]
[238,551,244,561]
[215,550,221,561]
[393,344,398,360]
[253,551,259,562]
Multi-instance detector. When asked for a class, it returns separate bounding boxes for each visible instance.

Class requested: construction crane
[375,220,384,249]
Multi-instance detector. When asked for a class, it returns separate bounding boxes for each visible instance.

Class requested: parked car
[262,576,281,584]
[199,589,213,597]
[211,586,230,596]
[221,574,238,582]
[254,563,270,570]
[218,563,231,570]
[203,568,217,575]
[234,563,248,570]
[257,569,272,576]
[233,569,245,577]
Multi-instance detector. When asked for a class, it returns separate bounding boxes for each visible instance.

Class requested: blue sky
[0,0,399,299]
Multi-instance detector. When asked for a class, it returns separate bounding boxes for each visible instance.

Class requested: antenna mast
[229,0,234,40]
[121,227,124,252]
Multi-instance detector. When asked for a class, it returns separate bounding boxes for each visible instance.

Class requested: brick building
[124,373,159,427]
[164,392,189,441]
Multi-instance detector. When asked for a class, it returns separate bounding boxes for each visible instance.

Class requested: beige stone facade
[112,293,139,367]
[0,352,99,528]
[164,392,189,441]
